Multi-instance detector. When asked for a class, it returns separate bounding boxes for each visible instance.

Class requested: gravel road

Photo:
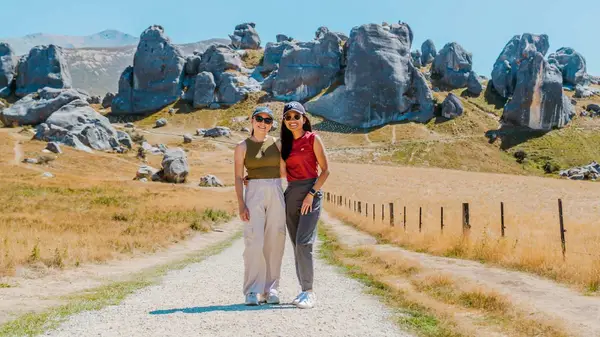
[45,237,411,337]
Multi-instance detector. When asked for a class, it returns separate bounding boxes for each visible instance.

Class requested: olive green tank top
[244,136,281,179]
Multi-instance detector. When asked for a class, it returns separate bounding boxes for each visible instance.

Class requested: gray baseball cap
[252,106,274,118]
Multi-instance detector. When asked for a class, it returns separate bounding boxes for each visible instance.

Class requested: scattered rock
[117,130,133,149]
[586,104,600,113]
[1,87,89,126]
[183,134,193,143]
[432,42,474,89]
[111,25,185,114]
[124,122,135,128]
[441,93,464,119]
[161,148,189,183]
[45,142,62,154]
[305,23,434,128]
[0,43,16,98]
[514,150,527,164]
[23,158,39,164]
[88,95,101,104]
[101,92,115,108]
[35,99,121,152]
[136,165,158,180]
[501,52,573,130]
[196,128,207,136]
[241,127,250,132]
[421,39,437,66]
[574,85,594,98]
[184,54,201,76]
[15,44,72,97]
[41,172,54,178]
[168,108,176,115]
[467,71,483,96]
[491,33,549,98]
[199,174,224,187]
[548,47,589,86]
[139,178,148,183]
[203,126,231,138]
[193,71,216,108]
[155,118,168,128]
[559,161,599,181]
[229,22,261,50]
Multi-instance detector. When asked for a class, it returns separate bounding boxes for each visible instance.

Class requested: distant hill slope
[1,30,229,95]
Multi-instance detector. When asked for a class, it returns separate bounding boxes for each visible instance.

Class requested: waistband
[247,178,282,185]
[286,178,318,187]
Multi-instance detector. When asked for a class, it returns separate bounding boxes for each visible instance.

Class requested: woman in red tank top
[280,101,330,309]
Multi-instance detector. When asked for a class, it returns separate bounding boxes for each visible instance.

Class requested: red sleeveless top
[286,131,319,182]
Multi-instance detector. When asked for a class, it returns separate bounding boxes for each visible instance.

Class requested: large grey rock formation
[269,31,343,102]
[217,73,261,105]
[411,50,422,68]
[306,23,434,128]
[15,45,72,97]
[548,47,588,86]
[198,44,242,74]
[184,53,202,76]
[1,87,89,125]
[193,71,216,108]
[102,92,115,108]
[276,34,293,43]
[432,42,474,89]
[160,148,189,183]
[467,71,483,96]
[111,25,185,114]
[263,41,292,72]
[35,99,123,152]
[229,23,261,50]
[502,53,573,130]
[421,39,436,66]
[491,34,549,98]
[0,43,15,97]
[441,93,464,119]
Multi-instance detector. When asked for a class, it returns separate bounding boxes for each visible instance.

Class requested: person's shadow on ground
[149,303,296,315]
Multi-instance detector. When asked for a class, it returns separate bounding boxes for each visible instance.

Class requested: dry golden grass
[326,234,569,337]
[0,130,237,276]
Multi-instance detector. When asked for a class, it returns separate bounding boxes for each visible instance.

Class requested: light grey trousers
[284,178,322,292]
[243,179,286,295]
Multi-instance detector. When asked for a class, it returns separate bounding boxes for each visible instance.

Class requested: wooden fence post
[389,202,394,227]
[558,199,566,260]
[441,207,444,233]
[382,204,385,222]
[403,206,406,230]
[366,203,369,217]
[354,201,357,213]
[372,204,375,221]
[358,201,362,214]
[462,203,471,235]
[501,202,505,237]
[419,207,422,232]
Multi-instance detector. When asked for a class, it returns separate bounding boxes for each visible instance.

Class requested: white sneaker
[292,291,307,305]
[265,290,280,304]
[295,292,316,309]
[245,292,259,306]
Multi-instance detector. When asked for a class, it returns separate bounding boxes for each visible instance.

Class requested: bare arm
[275,138,287,179]
[234,141,249,221]
[311,134,330,191]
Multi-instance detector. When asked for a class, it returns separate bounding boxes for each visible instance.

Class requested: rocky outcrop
[548,47,588,86]
[501,52,573,130]
[160,148,188,183]
[111,25,185,114]
[102,92,115,108]
[467,71,483,96]
[269,31,342,102]
[0,43,15,98]
[491,33,549,98]
[306,23,434,128]
[229,23,261,50]
[193,71,216,108]
[1,87,89,126]
[559,161,599,180]
[203,126,231,138]
[411,50,422,67]
[184,53,202,76]
[441,93,463,119]
[421,39,436,66]
[216,73,261,105]
[15,45,72,97]
[198,44,242,74]
[34,99,124,152]
[432,42,475,89]
[263,41,292,72]
[276,34,293,43]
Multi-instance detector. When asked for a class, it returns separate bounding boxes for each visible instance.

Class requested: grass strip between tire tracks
[0,230,242,337]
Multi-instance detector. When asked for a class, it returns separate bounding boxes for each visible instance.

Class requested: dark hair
[281,114,312,160]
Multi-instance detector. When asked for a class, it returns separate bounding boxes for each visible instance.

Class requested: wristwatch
[309,188,317,196]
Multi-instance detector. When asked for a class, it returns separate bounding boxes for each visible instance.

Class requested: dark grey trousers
[284,178,322,292]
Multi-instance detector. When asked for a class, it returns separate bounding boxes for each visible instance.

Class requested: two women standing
[234,102,329,309]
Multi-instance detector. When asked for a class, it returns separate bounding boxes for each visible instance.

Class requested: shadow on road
[149,303,296,315]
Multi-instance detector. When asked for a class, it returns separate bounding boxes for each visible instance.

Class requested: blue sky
[3,0,599,76]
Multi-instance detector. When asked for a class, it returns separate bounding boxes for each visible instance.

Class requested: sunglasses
[284,114,302,121]
[254,115,273,124]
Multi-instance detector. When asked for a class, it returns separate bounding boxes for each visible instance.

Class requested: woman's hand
[301,194,314,215]
[243,175,249,186]
[239,205,250,222]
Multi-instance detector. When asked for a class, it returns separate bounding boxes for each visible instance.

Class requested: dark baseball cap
[252,106,274,118]
[283,101,306,115]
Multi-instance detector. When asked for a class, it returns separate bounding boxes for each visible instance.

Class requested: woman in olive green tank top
[234,106,287,306]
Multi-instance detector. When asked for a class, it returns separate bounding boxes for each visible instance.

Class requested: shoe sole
[246,302,259,306]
